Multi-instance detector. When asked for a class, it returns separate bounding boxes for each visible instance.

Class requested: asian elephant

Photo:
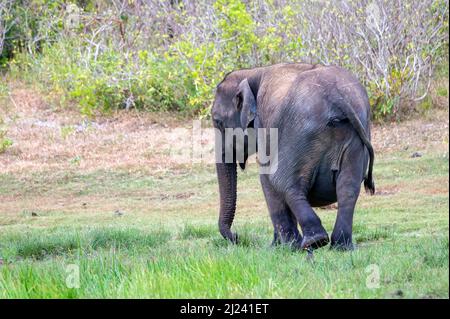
[212,63,375,251]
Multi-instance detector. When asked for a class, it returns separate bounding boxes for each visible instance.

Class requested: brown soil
[1,85,448,175]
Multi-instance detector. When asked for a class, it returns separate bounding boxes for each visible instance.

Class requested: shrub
[0,116,12,154]
[3,0,449,119]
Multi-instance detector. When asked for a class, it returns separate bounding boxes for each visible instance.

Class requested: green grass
[0,227,171,261]
[0,149,448,298]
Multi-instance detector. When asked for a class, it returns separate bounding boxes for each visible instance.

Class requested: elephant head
[211,71,260,243]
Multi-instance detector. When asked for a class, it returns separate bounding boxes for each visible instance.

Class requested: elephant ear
[235,79,256,129]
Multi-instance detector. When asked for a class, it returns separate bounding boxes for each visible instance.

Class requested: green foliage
[0,0,65,68]
[2,0,449,119]
[11,41,192,116]
[0,116,13,154]
[9,0,269,116]
[0,133,13,154]
[214,0,257,66]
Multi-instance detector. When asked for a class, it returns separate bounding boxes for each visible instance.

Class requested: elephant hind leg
[260,175,302,248]
[331,140,366,250]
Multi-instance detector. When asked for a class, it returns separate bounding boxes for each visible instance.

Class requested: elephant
[212,62,375,251]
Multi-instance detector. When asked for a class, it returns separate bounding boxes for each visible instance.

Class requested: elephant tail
[332,89,375,195]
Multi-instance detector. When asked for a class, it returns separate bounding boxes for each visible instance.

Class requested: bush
[0,0,66,68]
[3,0,449,119]
[0,117,12,154]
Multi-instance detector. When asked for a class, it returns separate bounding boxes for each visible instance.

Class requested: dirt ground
[0,85,449,175]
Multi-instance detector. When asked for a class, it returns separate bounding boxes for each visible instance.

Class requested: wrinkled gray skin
[212,63,375,251]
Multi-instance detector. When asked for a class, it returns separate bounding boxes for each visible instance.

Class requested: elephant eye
[328,117,349,127]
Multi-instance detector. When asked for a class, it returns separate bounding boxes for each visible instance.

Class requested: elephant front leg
[260,175,302,248]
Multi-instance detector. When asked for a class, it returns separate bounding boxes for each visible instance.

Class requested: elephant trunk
[216,162,238,243]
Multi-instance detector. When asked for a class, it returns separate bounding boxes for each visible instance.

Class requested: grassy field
[0,88,448,298]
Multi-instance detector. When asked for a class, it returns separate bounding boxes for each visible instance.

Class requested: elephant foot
[271,237,280,247]
[300,232,329,250]
[271,236,303,250]
[330,232,354,251]
[330,240,355,251]
[272,228,303,249]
